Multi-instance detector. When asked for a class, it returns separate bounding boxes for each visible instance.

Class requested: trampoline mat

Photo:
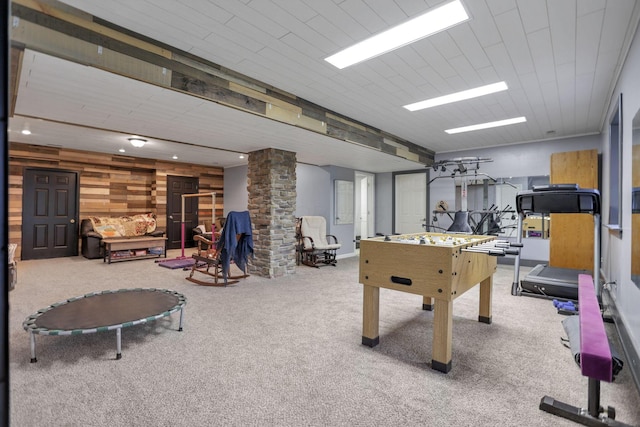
[28,289,185,332]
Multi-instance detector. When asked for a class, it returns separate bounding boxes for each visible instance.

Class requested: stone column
[247,148,297,278]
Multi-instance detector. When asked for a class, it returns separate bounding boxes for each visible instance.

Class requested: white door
[395,172,427,234]
[355,172,375,239]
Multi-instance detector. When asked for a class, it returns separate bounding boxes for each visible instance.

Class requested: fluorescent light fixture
[445,116,527,134]
[404,82,508,111]
[325,0,469,69]
[119,148,126,153]
[128,137,147,148]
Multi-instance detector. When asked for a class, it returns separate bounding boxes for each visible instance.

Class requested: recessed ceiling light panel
[325,0,469,69]
[445,116,527,134]
[404,82,508,111]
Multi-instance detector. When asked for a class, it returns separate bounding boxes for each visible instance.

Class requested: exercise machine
[429,157,516,235]
[158,192,216,269]
[511,184,601,300]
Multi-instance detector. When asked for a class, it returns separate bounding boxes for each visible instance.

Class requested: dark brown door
[22,168,79,260]
[166,175,199,250]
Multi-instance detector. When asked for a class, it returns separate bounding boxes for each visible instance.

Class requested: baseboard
[337,252,358,260]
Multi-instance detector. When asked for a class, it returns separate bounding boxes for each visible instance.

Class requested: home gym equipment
[158,191,216,269]
[429,157,516,235]
[540,275,632,426]
[511,185,601,300]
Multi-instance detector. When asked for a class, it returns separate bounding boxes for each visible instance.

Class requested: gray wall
[227,132,601,262]
[373,135,600,261]
[375,173,393,236]
[600,22,640,383]
[430,135,601,261]
[223,165,248,215]
[294,163,331,219]
[223,162,357,257]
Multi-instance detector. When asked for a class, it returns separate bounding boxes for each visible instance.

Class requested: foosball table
[359,232,520,373]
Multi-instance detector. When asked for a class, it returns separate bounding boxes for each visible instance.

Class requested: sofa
[81,213,165,259]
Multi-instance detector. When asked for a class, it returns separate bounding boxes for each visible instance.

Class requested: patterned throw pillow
[129,213,157,234]
[142,213,157,233]
[89,216,123,238]
[89,214,157,238]
[120,216,148,237]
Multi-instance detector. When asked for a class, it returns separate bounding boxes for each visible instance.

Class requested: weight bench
[540,274,632,426]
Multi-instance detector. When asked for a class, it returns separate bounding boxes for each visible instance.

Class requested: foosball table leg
[362,285,380,347]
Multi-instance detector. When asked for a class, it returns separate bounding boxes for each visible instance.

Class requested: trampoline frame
[23,288,186,362]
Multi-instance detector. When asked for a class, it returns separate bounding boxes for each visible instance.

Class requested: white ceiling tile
[396,0,435,18]
[494,8,535,76]
[599,0,637,53]
[363,0,408,26]
[577,0,607,17]
[557,61,577,133]
[484,43,518,85]
[447,55,481,88]
[548,0,577,66]
[302,0,369,41]
[338,0,388,33]
[527,28,555,84]
[270,0,317,21]
[449,25,492,69]
[486,0,517,16]
[466,0,502,47]
[516,0,548,34]
[430,32,463,60]
[413,41,458,79]
[575,9,604,76]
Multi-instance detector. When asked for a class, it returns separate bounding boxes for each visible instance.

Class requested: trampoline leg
[178,307,184,332]
[29,332,37,363]
[116,328,122,360]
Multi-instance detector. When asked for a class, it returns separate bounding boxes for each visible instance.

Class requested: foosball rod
[462,243,520,256]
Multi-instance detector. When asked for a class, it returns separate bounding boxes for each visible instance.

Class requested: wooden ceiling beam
[10,0,434,166]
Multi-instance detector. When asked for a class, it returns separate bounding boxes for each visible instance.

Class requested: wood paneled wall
[549,149,599,271]
[9,142,224,259]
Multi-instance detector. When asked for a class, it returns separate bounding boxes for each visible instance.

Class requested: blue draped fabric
[216,211,253,278]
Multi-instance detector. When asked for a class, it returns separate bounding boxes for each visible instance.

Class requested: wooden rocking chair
[186,234,229,286]
[186,211,253,286]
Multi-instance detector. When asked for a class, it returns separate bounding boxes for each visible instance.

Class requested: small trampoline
[23,288,186,362]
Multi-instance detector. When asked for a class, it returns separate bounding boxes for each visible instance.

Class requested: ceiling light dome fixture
[128,137,147,148]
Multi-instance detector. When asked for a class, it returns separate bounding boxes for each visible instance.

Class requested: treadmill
[511,184,601,300]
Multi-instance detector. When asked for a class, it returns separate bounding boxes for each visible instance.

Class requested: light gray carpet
[9,251,640,426]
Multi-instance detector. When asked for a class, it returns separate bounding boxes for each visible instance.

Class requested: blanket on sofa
[89,213,157,238]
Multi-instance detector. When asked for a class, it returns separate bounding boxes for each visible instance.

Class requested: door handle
[70,219,75,224]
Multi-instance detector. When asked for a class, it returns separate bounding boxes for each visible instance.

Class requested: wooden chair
[186,234,229,286]
[186,211,252,286]
[296,216,341,267]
